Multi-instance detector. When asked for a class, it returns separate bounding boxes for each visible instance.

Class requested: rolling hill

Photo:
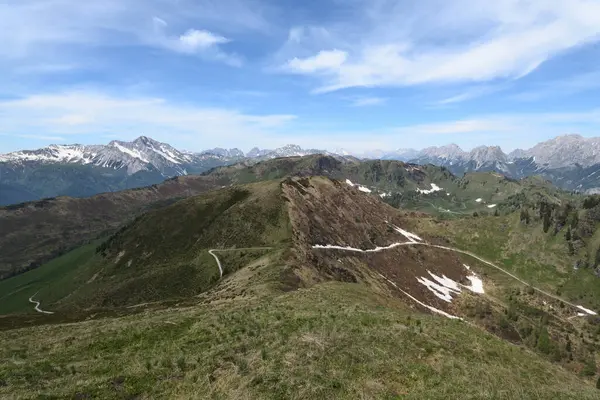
[1,176,600,398]
[0,154,577,280]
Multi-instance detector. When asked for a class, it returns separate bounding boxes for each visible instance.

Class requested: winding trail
[28,293,54,315]
[312,230,597,317]
[417,243,585,310]
[208,247,274,278]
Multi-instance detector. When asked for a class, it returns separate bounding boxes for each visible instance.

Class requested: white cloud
[179,30,229,50]
[152,22,241,66]
[0,92,296,149]
[0,0,263,66]
[286,50,348,73]
[278,0,600,92]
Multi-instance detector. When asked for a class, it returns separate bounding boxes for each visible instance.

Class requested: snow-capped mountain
[261,144,330,158]
[0,136,196,176]
[200,147,246,159]
[5,133,600,207]
[246,147,272,158]
[0,138,346,206]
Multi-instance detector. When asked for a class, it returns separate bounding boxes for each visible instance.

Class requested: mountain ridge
[4,133,600,206]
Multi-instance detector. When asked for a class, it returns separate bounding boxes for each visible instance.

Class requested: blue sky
[1,0,600,154]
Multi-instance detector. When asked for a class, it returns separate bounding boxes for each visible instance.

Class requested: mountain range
[0,137,342,206]
[2,133,600,206]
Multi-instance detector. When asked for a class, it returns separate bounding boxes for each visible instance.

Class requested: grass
[1,282,599,399]
[0,242,101,315]
[0,180,293,314]
[1,176,600,398]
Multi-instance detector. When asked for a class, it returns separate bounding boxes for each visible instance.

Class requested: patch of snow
[377,273,462,320]
[577,312,587,317]
[416,183,444,194]
[428,271,461,292]
[152,147,180,164]
[418,269,485,301]
[357,185,372,193]
[313,241,414,253]
[345,179,354,186]
[379,192,391,198]
[463,264,471,270]
[576,305,597,315]
[392,226,422,242]
[464,275,485,294]
[487,204,497,208]
[417,272,461,303]
[475,198,482,203]
[112,143,149,163]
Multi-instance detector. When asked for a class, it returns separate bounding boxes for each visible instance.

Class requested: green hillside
[0,181,290,314]
[2,154,576,280]
[0,177,600,399]
[3,282,599,399]
[2,175,600,397]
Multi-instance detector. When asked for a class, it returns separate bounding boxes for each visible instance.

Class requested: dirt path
[417,243,586,310]
[208,247,274,278]
[28,293,54,315]
[312,236,597,316]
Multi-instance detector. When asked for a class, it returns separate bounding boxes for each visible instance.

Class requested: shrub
[582,356,597,377]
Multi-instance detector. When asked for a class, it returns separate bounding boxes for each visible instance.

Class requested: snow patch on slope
[111,143,149,163]
[576,305,597,315]
[418,272,461,303]
[345,178,372,193]
[464,276,485,294]
[416,183,443,194]
[392,226,422,242]
[377,273,462,320]
[418,270,485,302]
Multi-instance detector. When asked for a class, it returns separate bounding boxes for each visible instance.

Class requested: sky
[1,0,600,155]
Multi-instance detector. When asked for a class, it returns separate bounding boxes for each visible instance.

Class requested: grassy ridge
[0,181,292,314]
[1,282,598,399]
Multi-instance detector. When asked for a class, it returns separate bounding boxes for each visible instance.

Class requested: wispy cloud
[279,0,600,92]
[433,85,508,106]
[350,97,387,107]
[510,71,600,102]
[0,91,296,149]
[151,18,242,65]
[386,109,600,150]
[0,0,265,66]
